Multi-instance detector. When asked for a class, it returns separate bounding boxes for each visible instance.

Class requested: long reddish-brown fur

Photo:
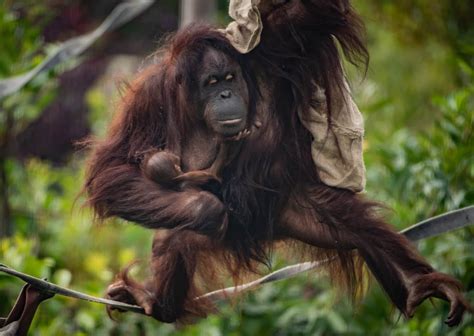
[84,0,470,325]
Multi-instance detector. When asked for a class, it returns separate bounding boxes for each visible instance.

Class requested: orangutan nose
[220,90,232,99]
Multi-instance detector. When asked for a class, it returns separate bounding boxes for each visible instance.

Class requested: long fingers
[439,285,471,327]
[225,128,251,142]
[445,297,465,327]
[405,275,471,327]
[405,288,434,318]
[106,280,155,315]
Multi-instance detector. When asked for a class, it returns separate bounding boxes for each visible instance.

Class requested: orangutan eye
[208,77,218,85]
[225,73,234,81]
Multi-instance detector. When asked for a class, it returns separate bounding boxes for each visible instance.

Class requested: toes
[403,273,470,327]
[438,285,469,327]
[406,289,434,319]
[106,281,134,307]
[122,287,154,315]
[106,281,127,297]
[445,299,465,327]
[445,292,470,327]
[106,282,134,316]
[105,281,155,316]
[104,278,183,323]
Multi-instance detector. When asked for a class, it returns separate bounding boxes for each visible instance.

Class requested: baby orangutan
[142,150,220,189]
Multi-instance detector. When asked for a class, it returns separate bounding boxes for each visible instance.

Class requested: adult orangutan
[84,0,471,325]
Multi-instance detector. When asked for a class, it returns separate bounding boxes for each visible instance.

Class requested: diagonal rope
[198,205,474,301]
[0,0,155,99]
[0,264,144,314]
[0,205,473,313]
[401,206,474,240]
[197,259,334,302]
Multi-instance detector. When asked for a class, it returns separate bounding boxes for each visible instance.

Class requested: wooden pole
[180,0,217,28]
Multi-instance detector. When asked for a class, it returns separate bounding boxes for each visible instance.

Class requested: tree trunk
[0,107,12,238]
[180,0,217,28]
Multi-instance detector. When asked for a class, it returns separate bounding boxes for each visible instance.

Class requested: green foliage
[0,1,473,335]
[364,61,474,217]
[0,2,58,138]
[359,62,474,335]
[0,2,50,77]
[354,0,474,66]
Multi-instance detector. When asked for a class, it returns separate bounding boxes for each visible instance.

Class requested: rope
[0,205,473,314]
[201,205,474,301]
[0,0,155,99]
[197,259,334,302]
[0,264,144,314]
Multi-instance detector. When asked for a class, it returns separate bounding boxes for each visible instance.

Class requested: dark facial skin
[181,49,253,172]
[197,48,249,137]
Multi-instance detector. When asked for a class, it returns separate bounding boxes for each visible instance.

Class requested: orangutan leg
[278,184,471,326]
[106,230,216,323]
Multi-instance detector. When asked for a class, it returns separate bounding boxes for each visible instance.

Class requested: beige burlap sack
[221,0,263,53]
[223,0,366,192]
[298,85,366,192]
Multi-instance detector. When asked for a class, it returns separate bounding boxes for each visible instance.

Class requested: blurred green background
[0,1,473,335]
